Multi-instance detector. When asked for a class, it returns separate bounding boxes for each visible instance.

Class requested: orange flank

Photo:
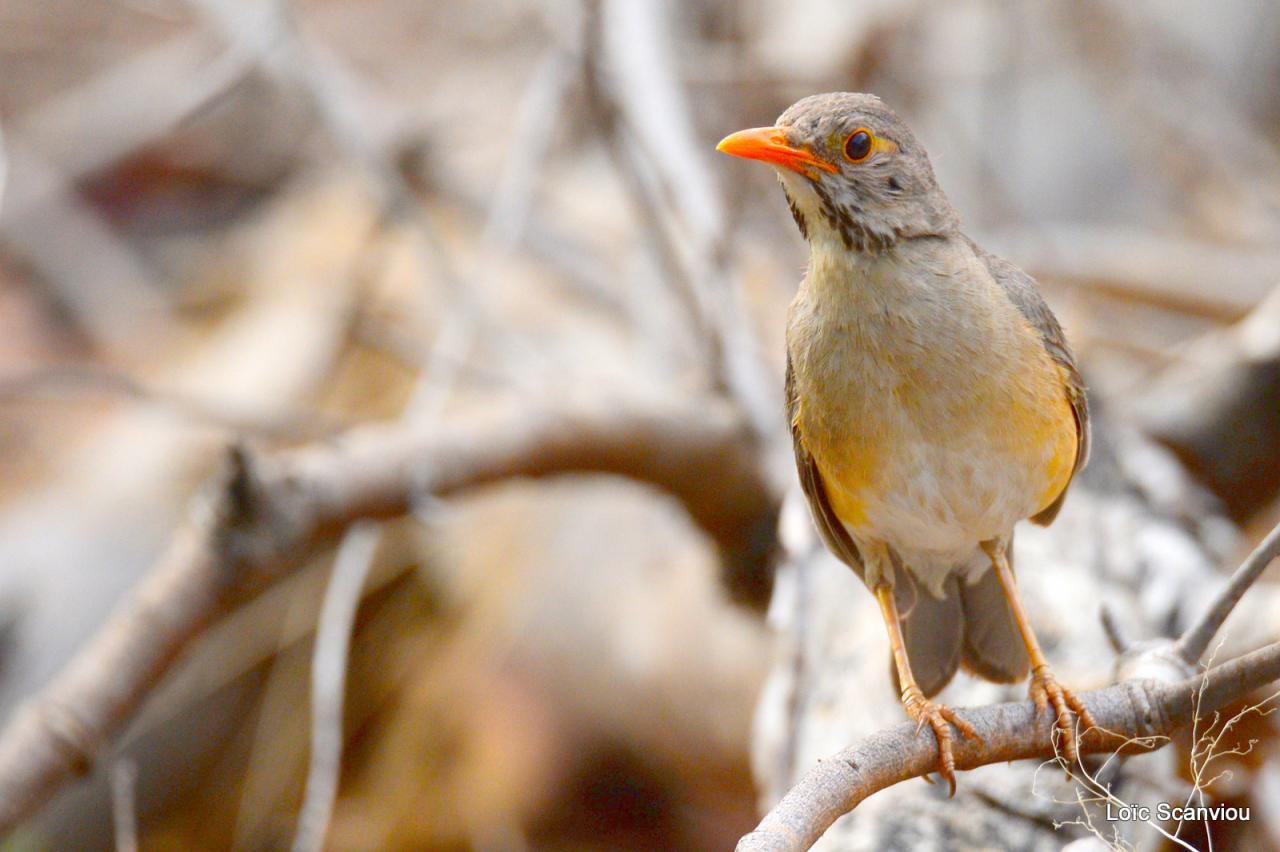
[1035,377,1080,515]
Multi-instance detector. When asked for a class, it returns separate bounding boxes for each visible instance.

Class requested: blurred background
[2,0,1280,849]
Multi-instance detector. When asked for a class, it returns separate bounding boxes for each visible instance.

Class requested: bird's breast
[788,242,1076,554]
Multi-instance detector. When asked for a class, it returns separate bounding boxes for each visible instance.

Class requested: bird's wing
[974,241,1090,525]
[786,356,865,574]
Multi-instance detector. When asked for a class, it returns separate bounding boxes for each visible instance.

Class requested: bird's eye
[844,129,873,163]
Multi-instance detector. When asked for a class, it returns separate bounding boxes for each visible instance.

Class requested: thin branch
[1177,520,1280,664]
[291,522,382,852]
[1099,603,1132,655]
[110,759,138,852]
[738,641,1280,852]
[7,33,254,197]
[0,365,344,440]
[990,224,1280,322]
[406,45,575,421]
[585,0,782,446]
[0,393,776,833]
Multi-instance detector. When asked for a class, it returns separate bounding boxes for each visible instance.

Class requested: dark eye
[844,129,872,162]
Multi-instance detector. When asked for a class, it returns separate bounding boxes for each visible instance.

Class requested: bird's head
[717,93,958,253]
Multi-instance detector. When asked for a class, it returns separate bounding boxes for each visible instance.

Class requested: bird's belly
[798,356,1076,559]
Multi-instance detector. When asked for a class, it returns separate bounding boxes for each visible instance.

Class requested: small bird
[717,93,1094,792]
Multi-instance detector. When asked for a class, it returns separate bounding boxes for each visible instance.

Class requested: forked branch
[738,641,1280,852]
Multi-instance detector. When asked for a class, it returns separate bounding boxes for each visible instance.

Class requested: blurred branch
[585,0,782,447]
[291,522,381,852]
[1068,0,1280,246]
[738,640,1280,852]
[349,312,510,390]
[6,34,253,194]
[191,0,590,403]
[1,144,173,348]
[1176,520,1280,665]
[1135,286,1280,521]
[187,0,412,216]
[581,13,711,355]
[992,225,1280,322]
[1,34,257,348]
[0,392,777,832]
[0,365,344,440]
[407,46,575,420]
[109,760,138,852]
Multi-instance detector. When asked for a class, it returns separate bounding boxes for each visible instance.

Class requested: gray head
[718,93,959,252]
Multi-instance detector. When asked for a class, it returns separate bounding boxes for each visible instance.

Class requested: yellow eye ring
[843,128,873,163]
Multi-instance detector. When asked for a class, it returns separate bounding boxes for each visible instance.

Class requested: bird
[716,92,1095,793]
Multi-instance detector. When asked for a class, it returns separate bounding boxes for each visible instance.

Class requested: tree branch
[0,394,778,834]
[738,641,1280,852]
[1137,286,1280,521]
[1176,520,1280,665]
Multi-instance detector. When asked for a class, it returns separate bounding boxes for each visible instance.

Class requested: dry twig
[1177,521,1280,665]
[290,522,382,852]
[0,365,344,440]
[109,759,138,852]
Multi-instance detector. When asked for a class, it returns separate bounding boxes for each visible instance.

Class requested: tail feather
[891,575,963,699]
[888,542,1031,698]
[959,542,1030,683]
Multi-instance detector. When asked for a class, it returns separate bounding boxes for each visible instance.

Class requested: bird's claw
[1029,664,1095,765]
[902,690,980,796]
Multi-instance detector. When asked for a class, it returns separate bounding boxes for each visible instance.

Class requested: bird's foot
[1029,664,1095,764]
[902,687,979,796]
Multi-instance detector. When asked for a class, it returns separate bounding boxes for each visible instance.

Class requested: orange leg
[982,540,1096,763]
[873,583,977,795]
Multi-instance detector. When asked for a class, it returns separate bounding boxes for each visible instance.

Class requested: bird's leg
[982,538,1096,763]
[872,582,977,795]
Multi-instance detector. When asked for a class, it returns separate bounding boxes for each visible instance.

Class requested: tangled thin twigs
[0,395,776,834]
[738,641,1280,852]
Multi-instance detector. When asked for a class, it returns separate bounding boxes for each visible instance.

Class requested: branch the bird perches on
[739,521,1280,851]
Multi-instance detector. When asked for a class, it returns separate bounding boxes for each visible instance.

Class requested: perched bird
[717,93,1094,792]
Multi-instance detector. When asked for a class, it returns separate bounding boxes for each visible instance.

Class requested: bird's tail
[959,540,1030,684]
[890,543,1030,698]
[893,574,963,699]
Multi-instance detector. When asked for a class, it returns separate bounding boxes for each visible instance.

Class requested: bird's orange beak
[716,126,837,175]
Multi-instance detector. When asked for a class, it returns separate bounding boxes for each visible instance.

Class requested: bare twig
[0,393,776,832]
[1,144,172,347]
[1177,521,1280,665]
[0,365,344,440]
[990,225,1280,322]
[110,759,138,852]
[738,641,1280,852]
[0,32,257,350]
[613,25,780,439]
[7,34,254,196]
[1099,603,1132,655]
[291,522,382,852]
[407,45,575,421]
[585,0,783,448]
